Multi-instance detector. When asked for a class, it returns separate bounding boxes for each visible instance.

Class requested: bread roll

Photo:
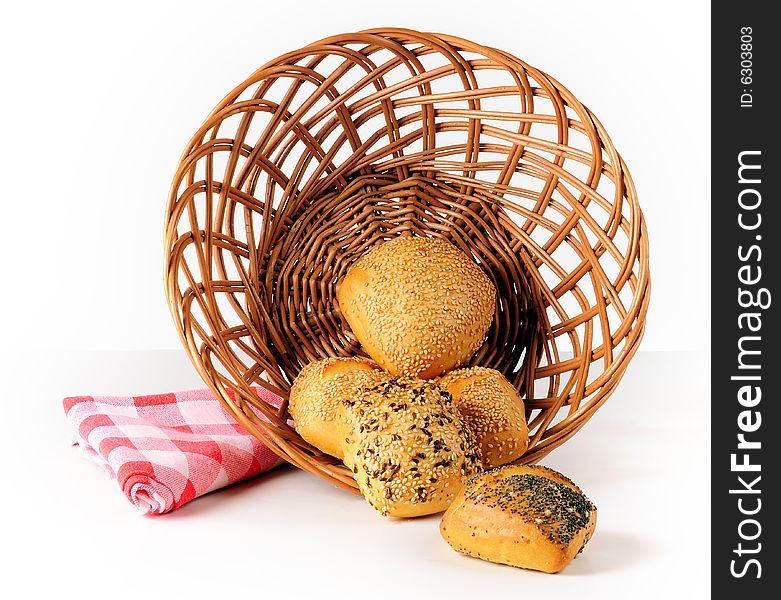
[440,465,596,573]
[289,360,483,517]
[344,377,483,517]
[337,236,496,378]
[438,367,529,469]
[288,357,382,459]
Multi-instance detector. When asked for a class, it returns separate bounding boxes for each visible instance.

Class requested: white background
[1,0,709,353]
[1,1,710,598]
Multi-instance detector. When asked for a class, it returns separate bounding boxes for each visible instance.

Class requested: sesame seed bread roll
[343,377,483,517]
[438,367,529,469]
[288,357,382,459]
[337,236,496,378]
[440,465,597,573]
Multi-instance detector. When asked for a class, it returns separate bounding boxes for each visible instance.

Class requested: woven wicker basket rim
[164,28,650,493]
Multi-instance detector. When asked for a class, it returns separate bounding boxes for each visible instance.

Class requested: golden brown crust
[289,359,483,517]
[337,236,496,378]
[438,367,529,469]
[440,465,597,573]
[288,357,382,459]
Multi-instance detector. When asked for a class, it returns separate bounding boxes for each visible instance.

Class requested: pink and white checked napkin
[63,385,286,515]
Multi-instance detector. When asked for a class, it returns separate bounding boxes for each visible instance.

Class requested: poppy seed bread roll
[440,465,597,573]
[288,357,382,459]
[337,236,496,378]
[438,367,529,469]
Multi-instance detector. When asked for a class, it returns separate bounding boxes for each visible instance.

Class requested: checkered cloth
[63,386,286,515]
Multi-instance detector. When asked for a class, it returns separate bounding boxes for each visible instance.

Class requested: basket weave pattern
[165,29,650,492]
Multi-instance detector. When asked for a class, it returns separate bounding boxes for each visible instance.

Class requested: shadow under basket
[164,28,650,493]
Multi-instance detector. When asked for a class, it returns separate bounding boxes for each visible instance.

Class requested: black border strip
[712,3,777,595]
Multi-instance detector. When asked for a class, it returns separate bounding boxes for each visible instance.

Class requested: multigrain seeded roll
[440,465,596,573]
[438,367,529,469]
[337,236,496,378]
[343,377,483,517]
[288,357,382,459]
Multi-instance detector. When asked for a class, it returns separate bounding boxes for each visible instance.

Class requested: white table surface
[1,350,709,599]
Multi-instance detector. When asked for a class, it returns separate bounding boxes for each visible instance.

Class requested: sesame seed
[336,236,496,378]
[438,366,529,469]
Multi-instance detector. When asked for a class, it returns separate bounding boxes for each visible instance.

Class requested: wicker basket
[164,28,650,493]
